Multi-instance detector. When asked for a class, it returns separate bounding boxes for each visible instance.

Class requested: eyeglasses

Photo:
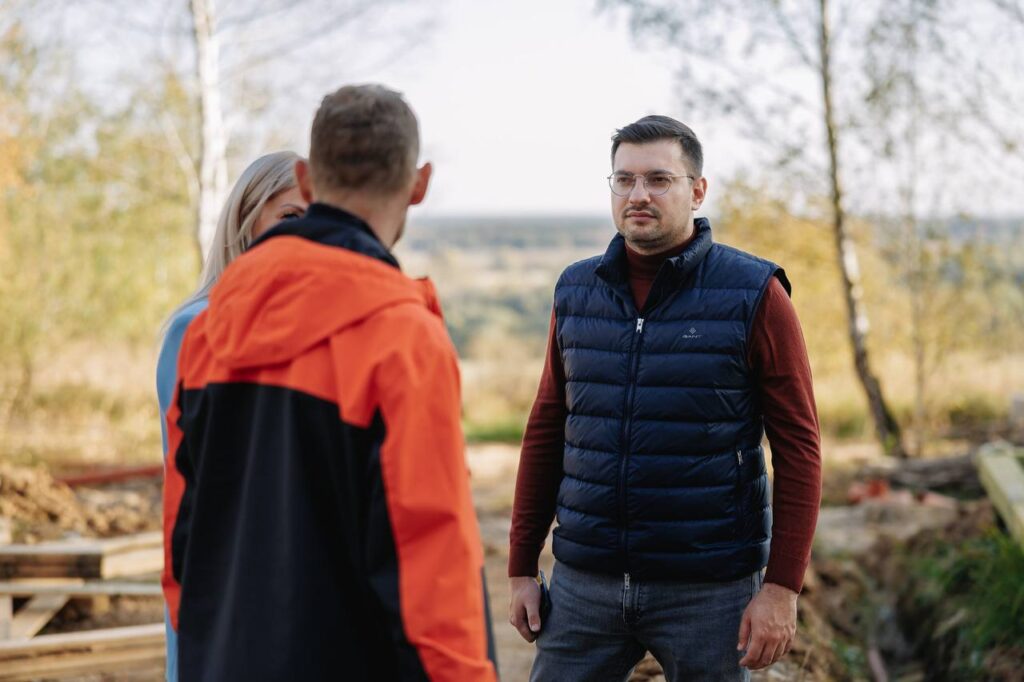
[607,172,694,197]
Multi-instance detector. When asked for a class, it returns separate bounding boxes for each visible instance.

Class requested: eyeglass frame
[606,171,696,197]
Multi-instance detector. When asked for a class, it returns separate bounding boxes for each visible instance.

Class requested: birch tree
[190,0,228,260]
[180,0,431,261]
[9,0,435,263]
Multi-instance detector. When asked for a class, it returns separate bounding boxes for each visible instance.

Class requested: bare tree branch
[990,0,1024,23]
[767,0,816,69]
[160,111,200,207]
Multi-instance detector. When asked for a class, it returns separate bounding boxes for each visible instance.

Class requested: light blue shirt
[156,298,207,682]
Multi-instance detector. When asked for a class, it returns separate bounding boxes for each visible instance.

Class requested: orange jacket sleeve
[370,306,497,682]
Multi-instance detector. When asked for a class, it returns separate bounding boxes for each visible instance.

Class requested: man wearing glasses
[508,116,822,681]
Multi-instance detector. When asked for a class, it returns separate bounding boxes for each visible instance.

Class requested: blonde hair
[163,150,302,333]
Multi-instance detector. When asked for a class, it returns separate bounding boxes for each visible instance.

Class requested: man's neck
[315,192,405,249]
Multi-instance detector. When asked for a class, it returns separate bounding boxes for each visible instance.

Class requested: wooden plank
[0,622,164,655]
[0,519,11,640]
[99,545,163,579]
[56,464,162,488]
[9,594,68,639]
[2,578,85,587]
[0,553,102,580]
[0,623,164,681]
[97,532,162,555]
[0,581,161,597]
[0,595,9,640]
[977,449,1024,546]
[0,646,164,681]
[0,532,161,580]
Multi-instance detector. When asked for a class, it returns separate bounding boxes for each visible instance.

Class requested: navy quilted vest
[551,218,788,582]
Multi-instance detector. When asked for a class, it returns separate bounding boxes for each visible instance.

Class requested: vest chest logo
[681,326,702,340]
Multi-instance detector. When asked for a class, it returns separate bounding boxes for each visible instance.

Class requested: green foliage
[905,532,1024,678]
[947,394,1007,430]
[818,401,869,440]
[960,534,1024,652]
[715,181,1023,445]
[463,419,526,444]
[0,25,197,423]
[715,181,856,377]
[831,639,869,679]
[27,383,131,423]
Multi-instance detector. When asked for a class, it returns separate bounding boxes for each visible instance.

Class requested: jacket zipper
[618,317,645,571]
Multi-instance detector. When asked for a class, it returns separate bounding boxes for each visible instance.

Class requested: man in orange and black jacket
[162,85,498,681]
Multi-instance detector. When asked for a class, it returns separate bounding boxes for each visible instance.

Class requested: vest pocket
[734,449,745,540]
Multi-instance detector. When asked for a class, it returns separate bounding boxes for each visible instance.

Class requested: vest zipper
[618,317,645,572]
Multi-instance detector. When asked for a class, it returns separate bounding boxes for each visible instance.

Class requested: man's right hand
[508,576,543,642]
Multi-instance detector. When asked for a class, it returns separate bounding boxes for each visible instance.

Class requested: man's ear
[691,176,708,211]
[409,162,432,206]
[295,159,316,204]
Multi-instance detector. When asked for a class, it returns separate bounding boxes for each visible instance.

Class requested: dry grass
[1,342,1017,469]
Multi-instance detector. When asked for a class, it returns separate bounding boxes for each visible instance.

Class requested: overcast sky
[320,0,695,217]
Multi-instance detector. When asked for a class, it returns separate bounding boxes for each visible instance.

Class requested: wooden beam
[0,623,164,680]
[0,519,11,640]
[977,446,1024,546]
[9,595,68,640]
[0,532,161,580]
[56,464,162,488]
[0,581,161,598]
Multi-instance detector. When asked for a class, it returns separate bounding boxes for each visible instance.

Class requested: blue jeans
[530,562,763,682]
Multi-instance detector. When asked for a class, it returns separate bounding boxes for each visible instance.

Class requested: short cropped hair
[310,84,419,195]
[611,115,703,177]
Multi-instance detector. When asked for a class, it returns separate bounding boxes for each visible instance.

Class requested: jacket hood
[203,235,441,369]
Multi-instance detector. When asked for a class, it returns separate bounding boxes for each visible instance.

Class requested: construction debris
[0,462,160,543]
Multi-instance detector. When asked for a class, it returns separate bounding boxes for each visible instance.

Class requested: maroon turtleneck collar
[624,230,698,281]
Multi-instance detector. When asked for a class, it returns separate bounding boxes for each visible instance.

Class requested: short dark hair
[310,84,419,195]
[611,115,703,177]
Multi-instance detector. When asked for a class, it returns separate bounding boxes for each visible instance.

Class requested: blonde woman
[156,151,306,682]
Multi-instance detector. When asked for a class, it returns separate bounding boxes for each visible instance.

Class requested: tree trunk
[818,0,907,458]
[190,0,228,264]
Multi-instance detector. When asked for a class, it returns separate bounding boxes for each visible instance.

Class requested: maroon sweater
[509,238,822,593]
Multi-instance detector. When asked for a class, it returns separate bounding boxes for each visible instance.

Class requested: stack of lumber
[0,526,164,680]
[0,532,162,581]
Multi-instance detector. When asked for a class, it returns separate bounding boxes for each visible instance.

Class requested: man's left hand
[737,581,798,670]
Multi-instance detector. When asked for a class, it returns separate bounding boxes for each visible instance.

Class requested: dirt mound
[0,461,90,540]
[0,462,161,542]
